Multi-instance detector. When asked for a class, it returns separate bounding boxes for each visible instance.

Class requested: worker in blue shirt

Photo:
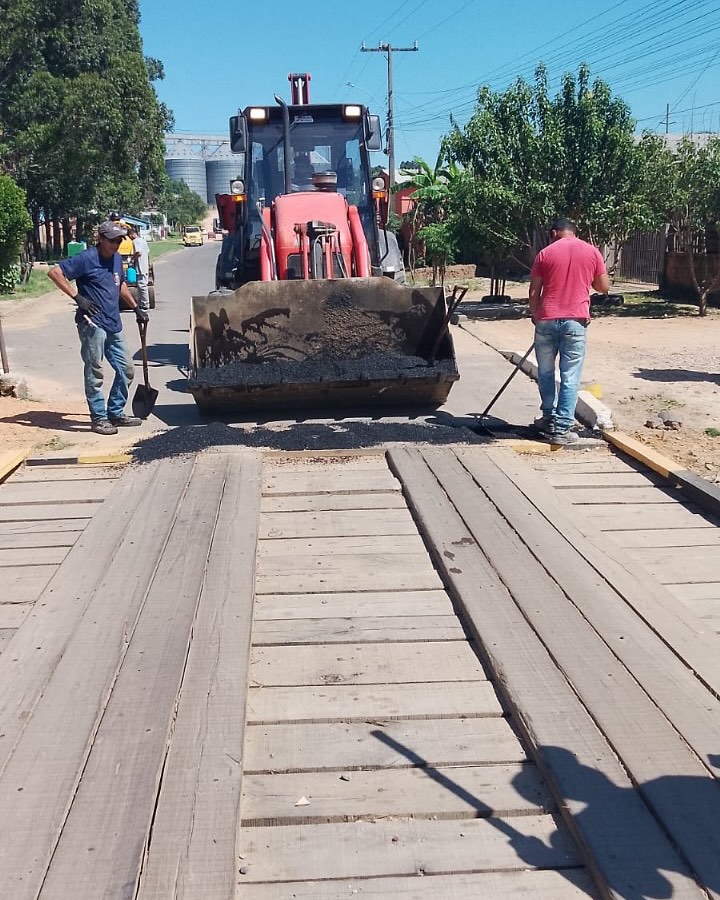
[48,220,150,435]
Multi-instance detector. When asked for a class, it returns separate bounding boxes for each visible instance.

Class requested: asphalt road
[3,241,540,442]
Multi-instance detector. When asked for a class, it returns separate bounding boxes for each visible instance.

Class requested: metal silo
[205,159,244,203]
[165,159,208,203]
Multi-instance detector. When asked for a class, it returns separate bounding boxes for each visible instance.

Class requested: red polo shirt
[531,236,606,320]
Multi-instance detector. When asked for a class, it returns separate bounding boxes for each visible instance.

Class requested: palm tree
[394,152,460,275]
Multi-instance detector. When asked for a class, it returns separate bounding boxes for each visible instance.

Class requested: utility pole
[361,41,418,189]
[665,103,670,134]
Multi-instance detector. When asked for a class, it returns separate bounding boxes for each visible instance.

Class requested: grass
[1,267,57,302]
[705,427,720,438]
[590,291,720,319]
[149,237,184,260]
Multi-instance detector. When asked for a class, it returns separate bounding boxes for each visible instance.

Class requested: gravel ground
[131,419,488,463]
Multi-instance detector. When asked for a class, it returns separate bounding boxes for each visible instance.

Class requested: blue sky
[139,0,720,165]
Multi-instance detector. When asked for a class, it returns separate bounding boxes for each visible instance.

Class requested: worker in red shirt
[529,218,609,444]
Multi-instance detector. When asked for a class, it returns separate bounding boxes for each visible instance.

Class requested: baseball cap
[98,221,126,240]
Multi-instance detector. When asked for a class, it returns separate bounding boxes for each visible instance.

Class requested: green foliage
[664,136,720,315]
[0,174,32,293]
[160,176,207,228]
[0,0,171,229]
[416,221,456,285]
[443,64,662,271]
[705,428,720,438]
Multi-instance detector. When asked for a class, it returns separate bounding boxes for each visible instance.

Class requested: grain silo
[165,158,208,203]
[206,158,244,204]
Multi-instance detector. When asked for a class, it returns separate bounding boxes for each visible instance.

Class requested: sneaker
[550,429,579,445]
[109,415,142,427]
[91,418,118,436]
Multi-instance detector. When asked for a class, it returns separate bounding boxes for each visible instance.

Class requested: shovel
[132,318,159,419]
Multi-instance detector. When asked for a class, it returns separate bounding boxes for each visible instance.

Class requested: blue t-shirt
[60,246,124,334]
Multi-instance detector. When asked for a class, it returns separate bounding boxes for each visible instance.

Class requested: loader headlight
[230,179,245,195]
[343,104,362,120]
[372,176,386,193]
[248,107,268,122]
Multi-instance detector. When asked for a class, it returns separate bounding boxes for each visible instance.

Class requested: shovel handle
[138,318,151,390]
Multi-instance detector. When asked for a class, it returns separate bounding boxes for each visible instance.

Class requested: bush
[0,176,31,294]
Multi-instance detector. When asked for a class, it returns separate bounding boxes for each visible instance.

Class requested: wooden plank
[0,479,117,505]
[1,565,55,602]
[240,815,580,882]
[242,763,552,825]
[239,868,598,900]
[629,549,720,585]
[0,629,15,654]
[488,448,720,691]
[582,503,717,531]
[0,461,185,780]
[261,491,407,512]
[604,430,683,477]
[552,487,679,505]
[257,533,426,556]
[254,589,453,620]
[610,528,720,548]
[0,518,88,535]
[672,582,720,601]
[244,717,522,773]
[0,458,197,899]
[0,531,83,550]
[530,458,638,474]
[257,550,435,575]
[442,449,720,893]
[676,596,720,622]
[248,681,502,725]
[0,502,100,522]
[260,507,418,539]
[0,603,31,629]
[0,546,68,567]
[36,455,228,900]
[263,468,398,495]
[0,450,26,482]
[250,642,484,687]
[137,452,262,900]
[253,615,464,645]
[256,566,442,595]
[546,472,664,488]
[387,446,705,900]
[8,466,122,482]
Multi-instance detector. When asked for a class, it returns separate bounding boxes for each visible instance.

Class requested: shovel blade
[132,383,159,419]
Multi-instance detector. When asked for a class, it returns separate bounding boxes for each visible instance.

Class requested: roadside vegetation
[397,64,720,315]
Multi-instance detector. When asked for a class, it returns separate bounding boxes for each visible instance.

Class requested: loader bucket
[188,277,459,413]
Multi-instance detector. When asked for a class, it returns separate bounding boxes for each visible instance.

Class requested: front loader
[188,73,458,413]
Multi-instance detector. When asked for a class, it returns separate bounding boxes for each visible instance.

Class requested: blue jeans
[77,321,134,421]
[534,318,588,433]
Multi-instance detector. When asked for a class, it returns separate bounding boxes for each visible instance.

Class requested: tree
[395,152,460,271]
[443,65,661,276]
[666,136,720,316]
[0,0,172,254]
[160,176,207,229]
[0,174,32,292]
[416,222,456,286]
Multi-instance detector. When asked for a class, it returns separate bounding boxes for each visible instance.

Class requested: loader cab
[217,104,382,289]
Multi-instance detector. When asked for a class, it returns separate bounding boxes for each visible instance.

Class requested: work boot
[91,418,118,435]
[533,415,554,436]
[109,415,142,427]
[549,429,579,445]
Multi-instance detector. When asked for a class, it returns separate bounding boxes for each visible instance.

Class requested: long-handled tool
[478,342,535,420]
[0,318,10,374]
[132,318,158,419]
[429,284,468,362]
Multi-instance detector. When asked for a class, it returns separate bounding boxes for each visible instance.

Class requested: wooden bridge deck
[0,446,718,899]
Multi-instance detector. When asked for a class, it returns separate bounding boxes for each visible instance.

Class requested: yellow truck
[182,225,204,247]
